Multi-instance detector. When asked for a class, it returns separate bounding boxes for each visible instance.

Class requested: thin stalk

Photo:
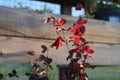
[62,30,71,80]
[46,50,49,77]
[62,30,70,50]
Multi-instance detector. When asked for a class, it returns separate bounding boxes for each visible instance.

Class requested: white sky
[0,0,84,17]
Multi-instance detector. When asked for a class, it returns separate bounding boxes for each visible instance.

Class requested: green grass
[0,64,33,76]
[47,65,59,80]
[0,64,59,80]
[0,64,120,80]
[85,66,120,80]
[0,64,33,80]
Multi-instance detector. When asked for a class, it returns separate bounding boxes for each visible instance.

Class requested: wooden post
[60,4,71,15]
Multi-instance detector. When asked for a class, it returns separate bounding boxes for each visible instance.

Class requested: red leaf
[66,27,72,31]
[59,17,66,26]
[77,18,88,24]
[50,16,55,19]
[74,37,80,45]
[73,24,83,35]
[41,45,48,53]
[51,37,62,49]
[80,19,88,24]
[84,46,94,54]
[74,34,82,44]
[59,36,67,42]
[51,36,66,49]
[52,20,58,27]
[44,17,50,24]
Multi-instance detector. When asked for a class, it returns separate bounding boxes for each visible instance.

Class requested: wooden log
[0,7,120,65]
[0,6,120,44]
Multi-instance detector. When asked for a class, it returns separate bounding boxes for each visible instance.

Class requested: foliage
[81,13,95,19]
[0,64,33,80]
[14,2,30,9]
[8,69,19,78]
[86,66,120,80]
[24,16,95,80]
[36,5,53,14]
[14,2,53,14]
[0,64,120,80]
[41,16,94,80]
[26,50,52,80]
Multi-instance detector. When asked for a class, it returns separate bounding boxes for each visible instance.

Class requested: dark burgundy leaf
[76,46,82,59]
[29,74,39,80]
[66,49,76,60]
[43,63,53,70]
[68,58,80,78]
[44,57,53,65]
[69,49,75,54]
[49,65,53,70]
[85,63,96,69]
[83,54,87,59]
[72,58,79,62]
[76,52,82,59]
[79,26,85,34]
[25,73,32,76]
[80,37,88,45]
[27,51,35,56]
[35,55,45,61]
[66,27,72,31]
[41,45,48,53]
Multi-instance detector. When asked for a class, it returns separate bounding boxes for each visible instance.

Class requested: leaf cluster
[44,16,95,80]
